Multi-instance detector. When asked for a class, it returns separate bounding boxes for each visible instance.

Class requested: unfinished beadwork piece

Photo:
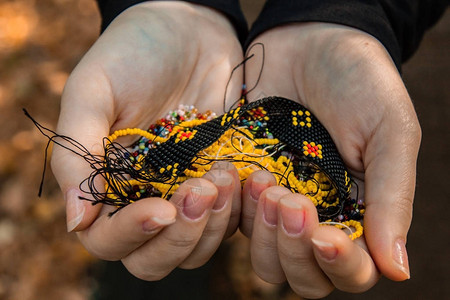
[91,97,364,239]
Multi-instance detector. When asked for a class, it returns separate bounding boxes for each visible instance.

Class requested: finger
[51,67,115,232]
[77,198,176,260]
[121,178,217,281]
[209,161,242,239]
[311,226,380,293]
[277,193,334,299]
[179,169,234,268]
[250,186,291,284]
[241,170,277,237]
[363,102,421,280]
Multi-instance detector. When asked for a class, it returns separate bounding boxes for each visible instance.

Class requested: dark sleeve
[247,0,448,71]
[95,0,248,45]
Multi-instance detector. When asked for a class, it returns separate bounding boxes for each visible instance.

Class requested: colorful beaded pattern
[95,97,364,239]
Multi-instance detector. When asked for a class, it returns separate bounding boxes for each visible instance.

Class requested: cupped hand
[51,2,244,279]
[242,23,421,298]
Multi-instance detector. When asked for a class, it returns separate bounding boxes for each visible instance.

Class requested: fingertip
[202,169,234,191]
[391,238,410,280]
[370,236,410,281]
[278,193,320,235]
[311,226,350,257]
[245,170,277,201]
[260,186,291,226]
[140,200,177,233]
[210,160,236,172]
[173,178,218,221]
[241,171,277,237]
[66,188,101,232]
[364,206,411,281]
[311,226,380,293]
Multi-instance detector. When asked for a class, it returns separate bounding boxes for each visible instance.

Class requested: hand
[241,23,421,298]
[51,2,244,279]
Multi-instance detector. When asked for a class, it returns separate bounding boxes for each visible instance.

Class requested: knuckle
[291,284,334,299]
[391,195,413,222]
[229,204,241,220]
[253,270,286,285]
[179,257,208,270]
[253,237,277,254]
[339,280,376,294]
[78,234,121,261]
[162,233,198,250]
[122,259,168,281]
[201,223,225,239]
[241,210,255,224]
[240,213,255,234]
[277,245,306,263]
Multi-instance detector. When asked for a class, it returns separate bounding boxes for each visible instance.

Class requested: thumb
[51,69,114,232]
[363,100,421,281]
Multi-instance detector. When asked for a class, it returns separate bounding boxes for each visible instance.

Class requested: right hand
[51,2,244,280]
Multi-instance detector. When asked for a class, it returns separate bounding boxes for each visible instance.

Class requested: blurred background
[0,1,448,299]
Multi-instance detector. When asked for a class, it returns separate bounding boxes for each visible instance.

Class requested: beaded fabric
[97,97,364,239]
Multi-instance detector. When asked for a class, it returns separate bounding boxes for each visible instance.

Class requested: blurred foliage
[0,1,99,299]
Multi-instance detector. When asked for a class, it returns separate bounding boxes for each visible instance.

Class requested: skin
[52,2,421,297]
[241,23,421,298]
[51,2,244,280]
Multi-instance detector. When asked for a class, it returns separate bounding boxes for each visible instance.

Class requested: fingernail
[280,197,305,235]
[203,170,233,211]
[211,161,232,171]
[311,238,338,261]
[250,175,269,201]
[66,189,86,232]
[263,190,279,226]
[211,175,233,211]
[393,239,410,279]
[142,216,176,233]
[183,185,214,220]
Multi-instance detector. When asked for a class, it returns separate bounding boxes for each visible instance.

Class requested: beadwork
[91,97,365,240]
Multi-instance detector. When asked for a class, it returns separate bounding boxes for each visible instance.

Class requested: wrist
[109,1,238,40]
[301,23,395,71]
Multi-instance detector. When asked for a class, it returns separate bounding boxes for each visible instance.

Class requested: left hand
[241,23,421,298]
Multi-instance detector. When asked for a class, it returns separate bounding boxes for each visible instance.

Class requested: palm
[243,23,420,293]
[63,3,243,140]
